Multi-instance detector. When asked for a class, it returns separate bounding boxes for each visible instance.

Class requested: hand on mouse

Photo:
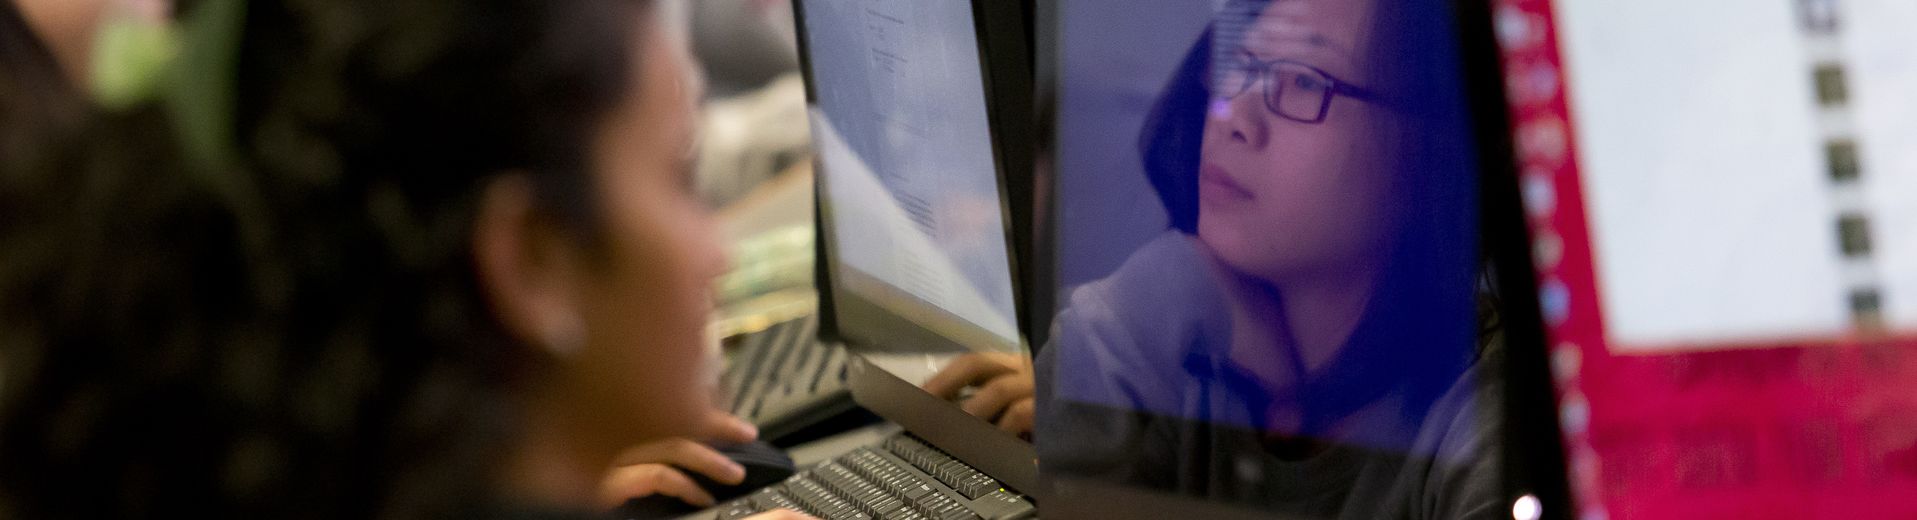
[597,410,760,509]
[921,352,1036,437]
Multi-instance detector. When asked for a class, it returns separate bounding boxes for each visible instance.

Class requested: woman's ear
[473,174,587,358]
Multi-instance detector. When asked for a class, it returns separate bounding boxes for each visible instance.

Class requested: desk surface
[719,162,812,245]
[713,161,817,337]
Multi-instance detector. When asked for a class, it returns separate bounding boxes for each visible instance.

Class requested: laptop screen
[795,0,1023,365]
[1499,0,1917,517]
[1039,0,1504,517]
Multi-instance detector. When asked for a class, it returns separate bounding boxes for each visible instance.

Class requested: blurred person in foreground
[0,0,808,518]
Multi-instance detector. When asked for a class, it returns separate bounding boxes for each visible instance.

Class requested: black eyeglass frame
[1211,50,1383,124]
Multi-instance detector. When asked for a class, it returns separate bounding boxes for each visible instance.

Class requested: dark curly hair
[0,0,651,517]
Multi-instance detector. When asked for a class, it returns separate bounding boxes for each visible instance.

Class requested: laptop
[669,0,1042,518]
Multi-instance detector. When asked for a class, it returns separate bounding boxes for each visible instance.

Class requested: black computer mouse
[615,440,797,520]
[693,440,798,501]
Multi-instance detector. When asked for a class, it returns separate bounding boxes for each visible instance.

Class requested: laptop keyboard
[721,314,856,440]
[713,434,1036,520]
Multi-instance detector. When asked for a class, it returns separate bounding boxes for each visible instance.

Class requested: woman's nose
[1214,91,1269,149]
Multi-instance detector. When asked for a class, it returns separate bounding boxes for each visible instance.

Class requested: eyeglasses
[1210,50,1380,124]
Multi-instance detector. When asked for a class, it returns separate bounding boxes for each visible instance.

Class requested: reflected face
[567,9,726,442]
[1196,0,1398,282]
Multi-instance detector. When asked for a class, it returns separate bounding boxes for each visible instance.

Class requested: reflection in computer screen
[1040,0,1500,517]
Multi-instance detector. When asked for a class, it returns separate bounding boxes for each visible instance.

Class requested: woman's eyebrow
[1226,5,1357,62]
[1243,28,1355,63]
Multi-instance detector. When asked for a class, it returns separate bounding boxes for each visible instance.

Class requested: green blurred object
[710,224,817,337]
[717,225,815,305]
[87,8,177,110]
[164,0,247,171]
[84,0,249,174]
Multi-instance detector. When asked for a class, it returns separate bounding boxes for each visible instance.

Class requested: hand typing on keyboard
[921,353,1036,438]
[598,411,765,509]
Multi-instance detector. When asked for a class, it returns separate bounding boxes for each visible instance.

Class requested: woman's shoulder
[1392,348,1506,520]
[1064,232,1226,323]
[1046,232,1231,408]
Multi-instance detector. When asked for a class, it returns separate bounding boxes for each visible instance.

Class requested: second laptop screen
[799,0,1021,354]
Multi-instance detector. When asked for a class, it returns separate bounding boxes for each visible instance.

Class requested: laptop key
[810,344,847,393]
[730,319,805,416]
[898,481,935,501]
[869,496,906,517]
[956,474,999,499]
[718,501,762,520]
[969,489,1036,520]
[914,492,954,511]
[752,489,802,512]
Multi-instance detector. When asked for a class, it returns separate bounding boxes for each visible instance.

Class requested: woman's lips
[1200,162,1256,203]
